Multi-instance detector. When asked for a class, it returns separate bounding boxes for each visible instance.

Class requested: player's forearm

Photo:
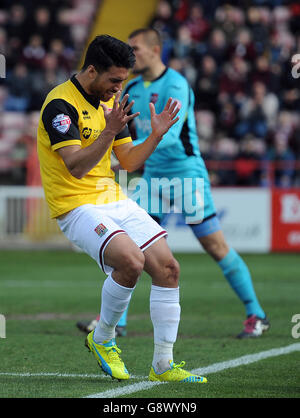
[65,129,116,179]
[122,132,161,172]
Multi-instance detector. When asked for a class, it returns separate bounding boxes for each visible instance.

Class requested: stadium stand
[150,0,300,187]
[0,0,299,187]
[0,0,98,185]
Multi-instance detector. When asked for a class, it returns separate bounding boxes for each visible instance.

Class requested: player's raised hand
[101,91,140,136]
[150,98,180,140]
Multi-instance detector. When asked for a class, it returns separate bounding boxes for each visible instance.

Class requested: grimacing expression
[89,66,129,101]
[128,35,155,74]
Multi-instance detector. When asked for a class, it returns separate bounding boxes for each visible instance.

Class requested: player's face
[128,34,155,74]
[90,66,129,101]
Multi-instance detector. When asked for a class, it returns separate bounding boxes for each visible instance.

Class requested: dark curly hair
[82,34,136,73]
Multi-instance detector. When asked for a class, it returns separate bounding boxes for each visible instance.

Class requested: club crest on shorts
[94,223,108,237]
[52,114,71,134]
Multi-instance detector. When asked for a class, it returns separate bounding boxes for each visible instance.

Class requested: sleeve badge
[52,114,71,134]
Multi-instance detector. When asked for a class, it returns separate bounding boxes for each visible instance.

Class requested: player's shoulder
[40,79,80,125]
[42,79,74,110]
[165,68,189,89]
[47,78,73,99]
[123,75,143,94]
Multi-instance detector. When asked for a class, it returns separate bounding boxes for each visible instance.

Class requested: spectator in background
[267,38,285,95]
[5,3,28,44]
[30,6,53,48]
[218,101,237,138]
[30,52,69,110]
[246,7,269,55]
[205,28,228,66]
[268,31,287,65]
[208,137,238,186]
[149,0,177,38]
[173,0,189,23]
[271,111,295,146]
[55,7,75,49]
[149,0,177,63]
[194,55,219,112]
[22,34,46,70]
[251,55,272,86]
[4,3,28,68]
[48,38,75,73]
[6,35,22,69]
[214,4,245,44]
[289,1,300,36]
[172,25,194,59]
[184,3,210,43]
[266,136,295,187]
[228,28,257,63]
[219,55,249,102]
[235,81,279,139]
[4,63,32,111]
[235,137,266,186]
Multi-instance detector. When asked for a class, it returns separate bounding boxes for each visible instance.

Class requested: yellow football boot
[149,360,207,383]
[85,330,129,381]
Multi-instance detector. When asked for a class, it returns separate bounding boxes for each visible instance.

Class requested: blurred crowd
[0,0,97,185]
[150,0,300,187]
[0,0,299,187]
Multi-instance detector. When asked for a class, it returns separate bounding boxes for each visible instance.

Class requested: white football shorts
[57,198,167,274]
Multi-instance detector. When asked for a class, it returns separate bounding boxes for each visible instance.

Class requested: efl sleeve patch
[52,114,71,134]
[42,99,80,148]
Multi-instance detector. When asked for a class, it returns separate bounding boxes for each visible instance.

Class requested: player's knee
[120,251,145,287]
[163,256,180,287]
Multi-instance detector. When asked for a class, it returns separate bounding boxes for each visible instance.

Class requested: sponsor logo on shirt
[82,110,91,120]
[82,127,92,139]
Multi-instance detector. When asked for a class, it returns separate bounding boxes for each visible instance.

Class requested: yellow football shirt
[37,75,132,218]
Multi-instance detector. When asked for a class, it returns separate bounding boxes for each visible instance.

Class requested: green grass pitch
[0,250,299,398]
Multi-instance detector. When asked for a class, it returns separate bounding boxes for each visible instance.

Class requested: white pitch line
[0,371,146,380]
[0,372,108,379]
[1,343,299,397]
[85,342,300,398]
[193,342,300,376]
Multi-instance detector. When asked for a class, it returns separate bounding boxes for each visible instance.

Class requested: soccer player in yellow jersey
[37,35,207,383]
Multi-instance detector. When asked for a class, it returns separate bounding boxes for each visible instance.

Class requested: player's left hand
[101,91,140,136]
[150,98,180,140]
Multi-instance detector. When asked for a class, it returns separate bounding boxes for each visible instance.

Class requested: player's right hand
[101,91,140,136]
[150,97,180,140]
